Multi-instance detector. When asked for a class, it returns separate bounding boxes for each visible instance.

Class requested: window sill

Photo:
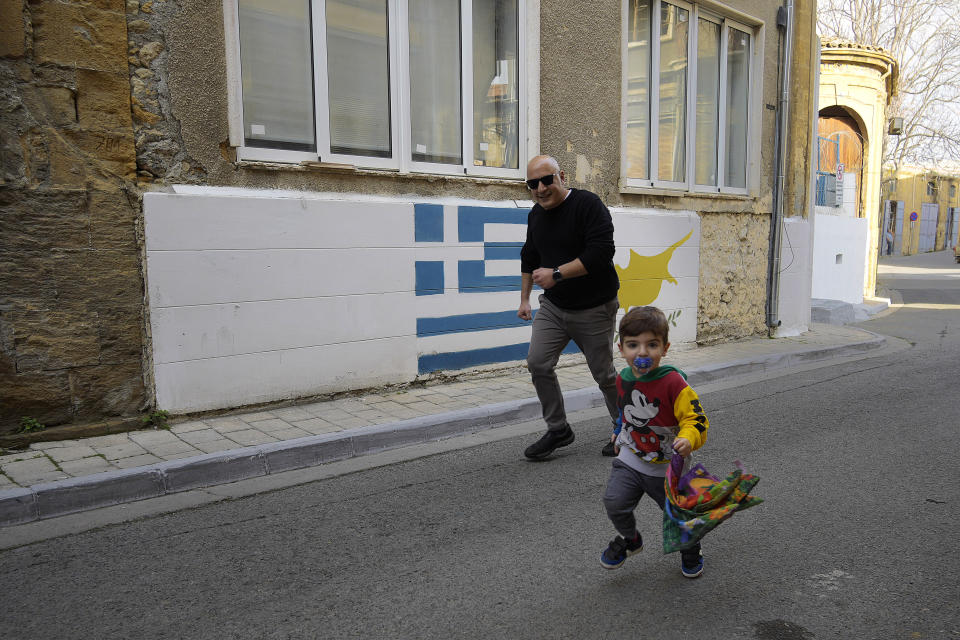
[235,159,526,187]
[619,184,755,201]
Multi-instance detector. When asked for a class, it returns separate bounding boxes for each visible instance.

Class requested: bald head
[526,155,568,210]
[526,155,561,177]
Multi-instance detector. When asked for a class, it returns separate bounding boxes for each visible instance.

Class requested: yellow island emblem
[615,230,692,310]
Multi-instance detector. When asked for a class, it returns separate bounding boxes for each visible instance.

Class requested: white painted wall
[811,212,868,304]
[144,189,701,414]
[773,217,812,337]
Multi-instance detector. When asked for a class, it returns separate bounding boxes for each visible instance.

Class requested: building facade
[1,0,818,430]
[883,168,960,256]
[813,37,897,303]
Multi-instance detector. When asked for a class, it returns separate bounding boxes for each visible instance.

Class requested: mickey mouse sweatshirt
[612,365,709,477]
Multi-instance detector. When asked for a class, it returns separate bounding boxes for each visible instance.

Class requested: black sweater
[520,189,619,310]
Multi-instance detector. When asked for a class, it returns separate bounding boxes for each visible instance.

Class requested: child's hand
[672,437,692,457]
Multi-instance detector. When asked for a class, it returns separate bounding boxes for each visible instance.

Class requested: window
[622,0,756,193]
[231,0,525,176]
[927,181,937,197]
[951,184,957,199]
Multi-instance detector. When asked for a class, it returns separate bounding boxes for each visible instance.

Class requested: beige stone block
[68,360,145,420]
[37,86,78,126]
[76,68,134,131]
[61,129,136,179]
[49,249,143,308]
[89,189,137,250]
[11,309,101,372]
[96,305,143,365]
[33,3,128,73]
[0,1,25,58]
[46,134,88,187]
[0,188,90,251]
[0,368,73,433]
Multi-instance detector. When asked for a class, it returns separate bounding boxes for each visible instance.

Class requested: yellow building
[883,168,960,256]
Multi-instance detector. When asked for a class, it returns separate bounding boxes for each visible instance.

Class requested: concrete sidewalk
[0,322,891,527]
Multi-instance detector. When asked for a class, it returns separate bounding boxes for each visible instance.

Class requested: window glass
[238,0,316,150]
[473,0,519,169]
[409,0,462,164]
[625,0,651,180]
[326,0,392,157]
[725,26,749,188]
[695,18,720,186]
[658,2,688,183]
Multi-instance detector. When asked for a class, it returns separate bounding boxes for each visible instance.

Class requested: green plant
[18,416,46,433]
[667,308,682,327]
[142,409,170,430]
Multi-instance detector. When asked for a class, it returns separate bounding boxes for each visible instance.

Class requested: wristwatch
[552,268,563,282]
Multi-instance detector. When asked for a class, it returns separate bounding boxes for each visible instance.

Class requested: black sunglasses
[526,173,558,190]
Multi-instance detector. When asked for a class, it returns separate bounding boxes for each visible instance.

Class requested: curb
[0,332,887,527]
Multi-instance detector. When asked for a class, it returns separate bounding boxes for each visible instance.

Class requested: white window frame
[620,0,760,195]
[226,0,528,179]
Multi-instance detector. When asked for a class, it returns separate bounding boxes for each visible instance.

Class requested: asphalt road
[1,252,959,640]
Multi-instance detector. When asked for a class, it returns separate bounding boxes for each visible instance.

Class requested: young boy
[600,306,709,578]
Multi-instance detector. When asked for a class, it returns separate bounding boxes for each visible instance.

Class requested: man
[518,155,620,459]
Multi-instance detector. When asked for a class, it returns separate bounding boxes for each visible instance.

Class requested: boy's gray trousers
[603,459,702,557]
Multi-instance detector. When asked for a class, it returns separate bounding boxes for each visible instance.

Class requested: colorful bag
[662,454,763,553]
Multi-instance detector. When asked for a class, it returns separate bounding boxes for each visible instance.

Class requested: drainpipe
[766,0,794,336]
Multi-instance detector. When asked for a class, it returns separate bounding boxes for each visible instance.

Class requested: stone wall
[0,0,146,434]
[696,213,770,343]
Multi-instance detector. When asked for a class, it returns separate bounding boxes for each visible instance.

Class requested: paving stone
[141,442,197,458]
[112,454,163,469]
[272,407,314,421]
[226,430,277,446]
[268,427,311,441]
[85,433,136,447]
[193,439,243,454]
[206,417,250,432]
[0,450,45,466]
[30,440,70,450]
[247,418,295,433]
[170,420,209,434]
[177,428,224,445]
[157,451,199,461]
[404,401,443,414]
[129,430,182,447]
[290,418,340,435]
[309,408,355,422]
[4,457,63,485]
[98,441,148,460]
[46,445,98,463]
[59,456,116,475]
[239,411,278,423]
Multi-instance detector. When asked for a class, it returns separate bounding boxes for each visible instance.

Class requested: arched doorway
[817,106,865,218]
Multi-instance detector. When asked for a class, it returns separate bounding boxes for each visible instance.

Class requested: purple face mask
[634,357,653,369]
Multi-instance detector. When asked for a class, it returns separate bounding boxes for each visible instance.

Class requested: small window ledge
[235,159,526,188]
[620,183,755,201]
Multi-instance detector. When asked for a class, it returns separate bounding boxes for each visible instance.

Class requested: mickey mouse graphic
[620,388,672,462]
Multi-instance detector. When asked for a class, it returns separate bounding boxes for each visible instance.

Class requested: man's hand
[673,437,692,457]
[518,301,532,321]
[531,267,556,290]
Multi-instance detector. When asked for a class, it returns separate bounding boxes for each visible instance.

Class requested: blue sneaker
[600,534,643,569]
[680,549,704,578]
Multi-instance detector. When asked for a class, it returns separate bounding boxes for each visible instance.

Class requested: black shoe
[681,549,704,579]
[601,441,616,457]
[524,427,575,459]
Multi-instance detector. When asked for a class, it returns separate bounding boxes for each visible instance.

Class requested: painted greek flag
[414,203,579,374]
